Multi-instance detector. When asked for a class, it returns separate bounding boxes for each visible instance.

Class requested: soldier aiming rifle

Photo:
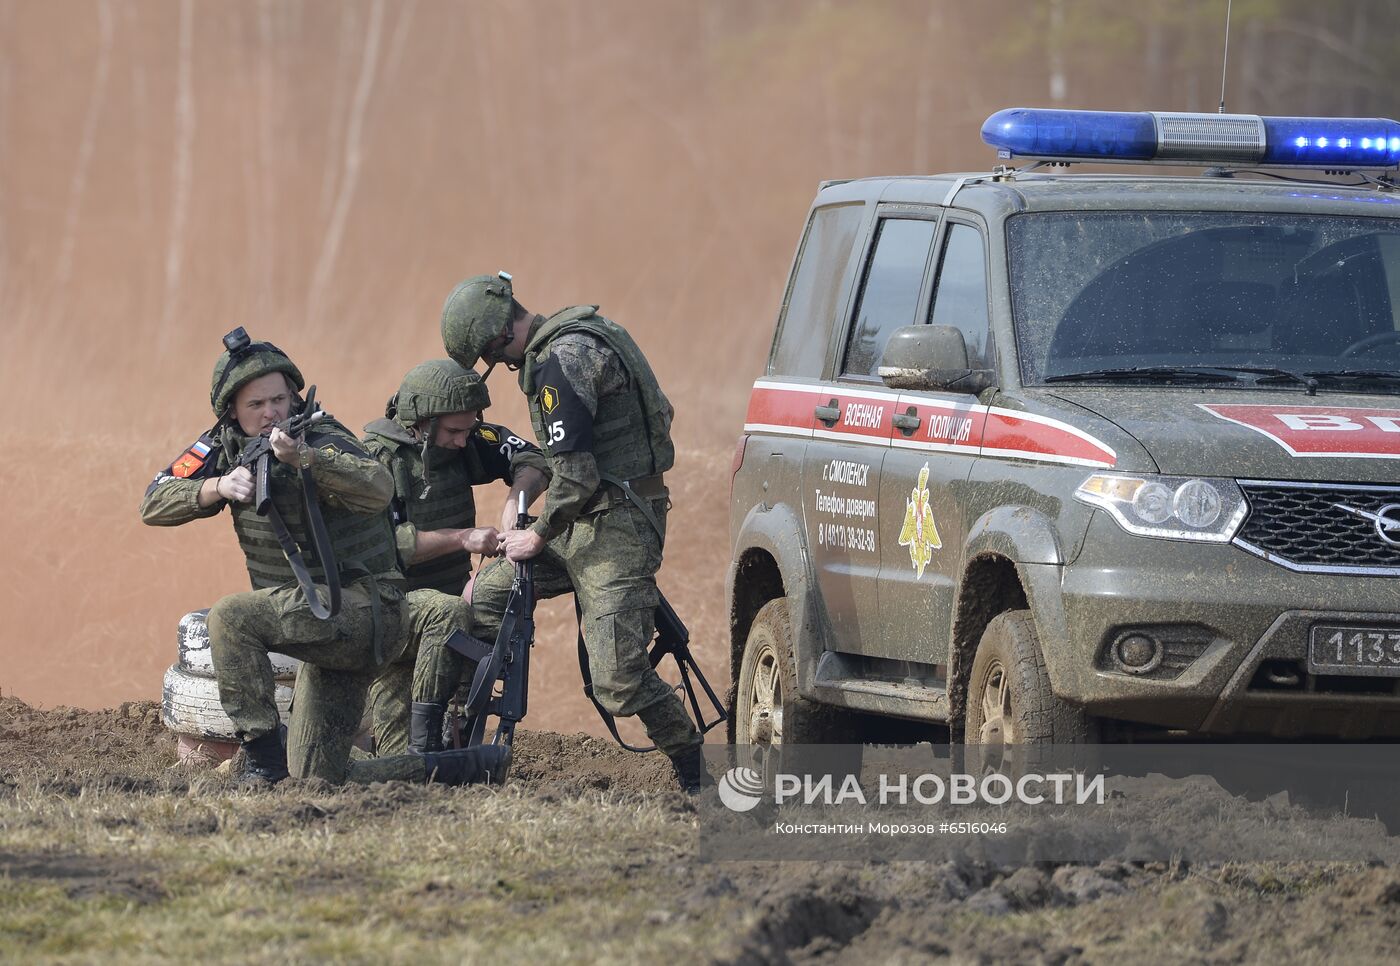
[141,327,506,786]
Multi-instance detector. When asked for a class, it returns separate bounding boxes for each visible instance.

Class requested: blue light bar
[983,108,1400,169]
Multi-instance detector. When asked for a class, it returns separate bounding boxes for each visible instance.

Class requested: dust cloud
[2,1,1395,732]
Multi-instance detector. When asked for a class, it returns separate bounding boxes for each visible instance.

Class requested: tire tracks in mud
[712,860,1140,964]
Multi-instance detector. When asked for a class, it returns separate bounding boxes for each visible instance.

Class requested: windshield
[1008,211,1400,385]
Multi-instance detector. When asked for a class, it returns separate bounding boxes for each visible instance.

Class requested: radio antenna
[1218,0,1233,113]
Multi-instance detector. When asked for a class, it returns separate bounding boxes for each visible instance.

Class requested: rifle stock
[578,588,728,753]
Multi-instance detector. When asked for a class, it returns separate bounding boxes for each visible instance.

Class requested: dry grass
[0,771,737,964]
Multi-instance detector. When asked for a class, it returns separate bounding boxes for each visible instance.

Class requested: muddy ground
[3,697,1399,964]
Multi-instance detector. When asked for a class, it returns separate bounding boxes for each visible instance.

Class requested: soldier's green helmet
[210,327,304,416]
[387,359,491,427]
[441,271,515,369]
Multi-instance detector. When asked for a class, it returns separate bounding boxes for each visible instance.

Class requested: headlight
[1074,473,1247,542]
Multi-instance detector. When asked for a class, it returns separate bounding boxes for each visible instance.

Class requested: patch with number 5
[533,356,593,454]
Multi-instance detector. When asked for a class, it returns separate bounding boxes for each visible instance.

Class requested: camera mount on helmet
[222,326,252,354]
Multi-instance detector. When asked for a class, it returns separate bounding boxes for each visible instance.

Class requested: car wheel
[161,664,294,741]
[963,611,1097,772]
[734,598,862,780]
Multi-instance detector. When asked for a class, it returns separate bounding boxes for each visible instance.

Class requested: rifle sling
[597,473,665,542]
[257,458,356,639]
[445,629,493,663]
[297,464,344,620]
[263,498,334,621]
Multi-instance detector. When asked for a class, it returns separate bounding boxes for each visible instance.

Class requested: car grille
[1235,481,1400,575]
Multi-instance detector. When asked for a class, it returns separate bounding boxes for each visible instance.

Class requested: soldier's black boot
[668,744,710,796]
[238,730,289,786]
[409,701,447,755]
[422,744,512,786]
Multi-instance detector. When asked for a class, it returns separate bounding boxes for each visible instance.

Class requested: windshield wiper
[1207,365,1320,395]
[1043,366,1243,384]
[1302,369,1400,392]
[1197,366,1400,395]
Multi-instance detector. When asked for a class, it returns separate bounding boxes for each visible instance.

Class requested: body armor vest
[224,426,401,592]
[364,421,478,595]
[521,308,676,482]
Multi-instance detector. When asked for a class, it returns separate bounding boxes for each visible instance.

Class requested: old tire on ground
[178,609,299,680]
[734,598,862,780]
[161,664,294,741]
[963,611,1097,771]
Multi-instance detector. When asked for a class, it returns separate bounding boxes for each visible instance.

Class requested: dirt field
[3,697,1398,965]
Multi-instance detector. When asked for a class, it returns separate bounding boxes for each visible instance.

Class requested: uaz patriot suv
[727,108,1400,753]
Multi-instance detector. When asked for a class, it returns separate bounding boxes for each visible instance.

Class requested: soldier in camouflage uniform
[441,272,706,793]
[361,359,548,755]
[139,333,507,786]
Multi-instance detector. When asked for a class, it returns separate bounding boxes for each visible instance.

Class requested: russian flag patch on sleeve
[171,438,212,478]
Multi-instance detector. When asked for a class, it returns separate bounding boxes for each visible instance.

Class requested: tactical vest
[363,421,478,595]
[223,425,401,593]
[520,307,676,482]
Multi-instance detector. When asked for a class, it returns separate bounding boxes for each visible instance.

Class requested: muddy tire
[734,598,862,779]
[177,609,298,680]
[963,611,1096,770]
[161,664,294,740]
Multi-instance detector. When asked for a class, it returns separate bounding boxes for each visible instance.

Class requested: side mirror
[877,325,994,394]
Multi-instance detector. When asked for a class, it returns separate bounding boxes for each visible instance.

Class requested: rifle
[234,385,327,513]
[578,590,728,753]
[457,493,729,767]
[460,492,535,774]
[234,386,341,620]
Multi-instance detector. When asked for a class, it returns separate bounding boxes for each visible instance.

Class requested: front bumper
[1043,512,1400,737]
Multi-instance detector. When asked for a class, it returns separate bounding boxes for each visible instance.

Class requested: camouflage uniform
[359,367,545,755]
[141,342,505,785]
[454,301,702,758]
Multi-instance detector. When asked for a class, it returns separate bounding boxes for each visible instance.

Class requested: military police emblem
[898,463,942,579]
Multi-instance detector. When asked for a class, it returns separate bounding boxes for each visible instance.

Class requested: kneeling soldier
[361,360,547,754]
[139,331,505,785]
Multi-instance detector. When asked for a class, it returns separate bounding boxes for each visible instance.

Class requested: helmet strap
[419,416,437,500]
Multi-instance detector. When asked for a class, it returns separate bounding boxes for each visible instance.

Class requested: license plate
[1308,625,1400,677]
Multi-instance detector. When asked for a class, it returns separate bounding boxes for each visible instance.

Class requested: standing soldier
[440,273,706,793]
[361,359,548,755]
[140,330,506,786]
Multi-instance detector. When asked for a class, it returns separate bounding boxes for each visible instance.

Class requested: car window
[769,204,865,378]
[840,218,938,377]
[1007,211,1400,382]
[928,223,992,369]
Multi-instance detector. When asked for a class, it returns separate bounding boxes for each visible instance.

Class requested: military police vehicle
[728,108,1400,757]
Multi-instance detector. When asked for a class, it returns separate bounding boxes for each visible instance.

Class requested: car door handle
[892,409,921,435]
[815,400,840,426]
